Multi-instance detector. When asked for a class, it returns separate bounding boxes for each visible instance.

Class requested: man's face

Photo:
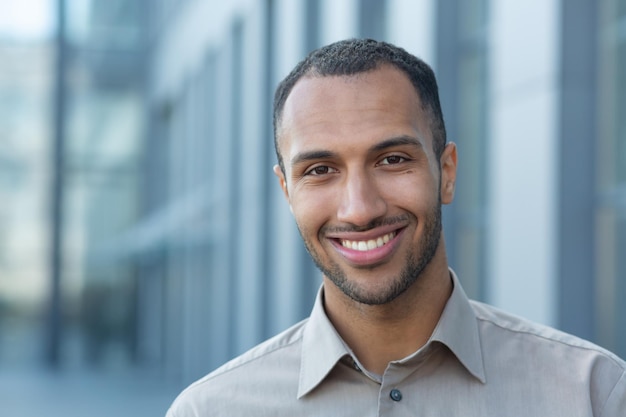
[274,65,457,305]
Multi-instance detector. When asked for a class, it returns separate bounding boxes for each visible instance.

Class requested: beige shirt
[166,271,626,416]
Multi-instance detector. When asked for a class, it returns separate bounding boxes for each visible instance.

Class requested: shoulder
[470,299,624,367]
[197,318,307,382]
[167,319,308,417]
[470,300,626,414]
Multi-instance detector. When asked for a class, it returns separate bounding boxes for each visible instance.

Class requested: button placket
[379,361,412,410]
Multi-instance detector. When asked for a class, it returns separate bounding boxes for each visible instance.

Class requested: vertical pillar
[487,0,560,326]
[558,0,597,340]
[47,0,67,368]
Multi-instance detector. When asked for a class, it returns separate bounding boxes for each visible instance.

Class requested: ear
[440,142,457,205]
[273,164,290,202]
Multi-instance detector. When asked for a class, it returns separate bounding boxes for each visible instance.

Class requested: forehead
[277,66,430,160]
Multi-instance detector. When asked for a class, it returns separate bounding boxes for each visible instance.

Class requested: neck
[323,257,452,375]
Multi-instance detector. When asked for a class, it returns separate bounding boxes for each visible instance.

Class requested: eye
[379,155,407,165]
[305,165,337,176]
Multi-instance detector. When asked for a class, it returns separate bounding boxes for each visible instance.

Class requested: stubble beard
[299,199,443,306]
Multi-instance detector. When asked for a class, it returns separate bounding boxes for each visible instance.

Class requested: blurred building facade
[0,34,53,367]
[0,0,624,389]
[130,0,626,384]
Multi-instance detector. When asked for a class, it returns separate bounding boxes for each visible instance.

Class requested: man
[167,39,625,416]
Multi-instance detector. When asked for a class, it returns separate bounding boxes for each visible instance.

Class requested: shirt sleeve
[600,370,626,417]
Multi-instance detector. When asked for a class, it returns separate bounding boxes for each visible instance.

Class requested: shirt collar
[431,269,486,383]
[298,287,350,398]
[298,268,486,398]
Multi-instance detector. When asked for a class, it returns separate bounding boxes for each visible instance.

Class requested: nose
[336,170,387,227]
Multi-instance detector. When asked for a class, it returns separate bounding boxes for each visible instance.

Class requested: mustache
[320,214,411,234]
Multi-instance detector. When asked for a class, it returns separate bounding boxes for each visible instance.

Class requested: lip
[328,225,406,267]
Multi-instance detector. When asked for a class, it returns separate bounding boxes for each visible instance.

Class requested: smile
[341,232,397,252]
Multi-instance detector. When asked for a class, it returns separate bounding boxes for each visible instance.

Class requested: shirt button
[390,388,403,402]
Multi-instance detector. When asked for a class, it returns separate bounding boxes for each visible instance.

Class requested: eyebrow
[369,135,425,153]
[290,135,425,167]
[290,149,337,167]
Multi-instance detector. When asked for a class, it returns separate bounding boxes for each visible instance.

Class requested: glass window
[0,4,54,369]
[438,0,489,301]
[62,0,145,369]
[596,0,626,358]
[359,0,387,39]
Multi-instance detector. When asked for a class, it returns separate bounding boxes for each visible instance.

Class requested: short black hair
[273,38,447,173]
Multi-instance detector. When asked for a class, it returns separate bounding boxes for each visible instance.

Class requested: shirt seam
[475,314,626,371]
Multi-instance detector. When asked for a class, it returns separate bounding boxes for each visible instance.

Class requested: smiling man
[167,39,625,416]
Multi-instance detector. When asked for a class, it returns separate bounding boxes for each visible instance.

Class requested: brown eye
[305,165,336,176]
[381,155,406,165]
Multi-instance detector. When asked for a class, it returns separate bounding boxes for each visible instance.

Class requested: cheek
[290,190,335,237]
[377,173,437,208]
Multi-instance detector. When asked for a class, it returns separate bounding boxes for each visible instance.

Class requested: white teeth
[341,232,396,252]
